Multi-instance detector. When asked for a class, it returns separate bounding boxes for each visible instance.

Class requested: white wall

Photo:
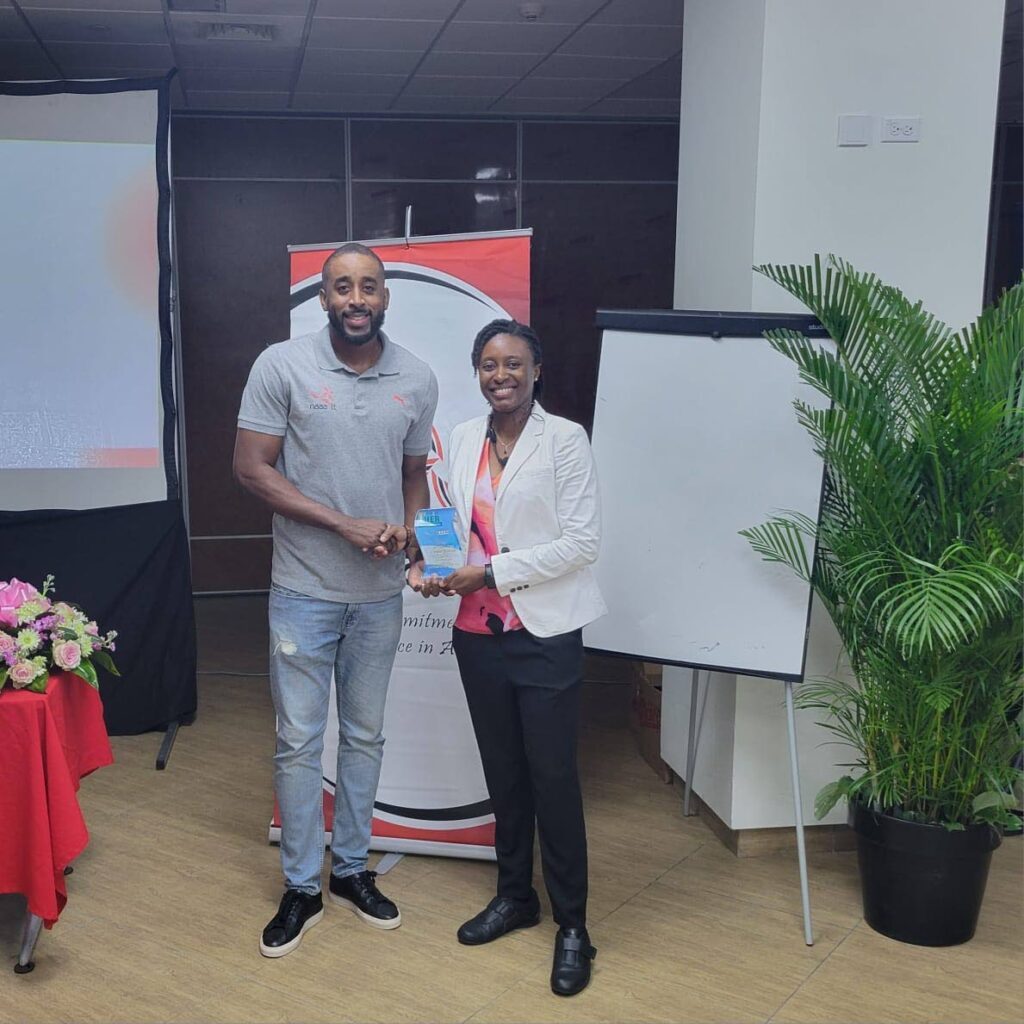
[670,0,1005,830]
[674,0,765,310]
[749,0,1004,329]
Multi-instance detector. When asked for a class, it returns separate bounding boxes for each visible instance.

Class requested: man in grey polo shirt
[234,242,438,958]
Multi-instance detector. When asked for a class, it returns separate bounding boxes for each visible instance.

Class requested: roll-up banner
[270,229,532,859]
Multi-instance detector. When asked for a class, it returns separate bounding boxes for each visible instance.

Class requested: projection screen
[0,78,176,511]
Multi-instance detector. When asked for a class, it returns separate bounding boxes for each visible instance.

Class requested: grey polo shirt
[238,326,438,603]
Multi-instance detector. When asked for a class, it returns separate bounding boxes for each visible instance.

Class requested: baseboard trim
[681,787,856,858]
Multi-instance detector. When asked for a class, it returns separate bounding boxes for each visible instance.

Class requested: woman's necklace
[487,403,533,468]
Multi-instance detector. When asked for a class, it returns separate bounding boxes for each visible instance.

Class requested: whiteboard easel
[586,309,831,946]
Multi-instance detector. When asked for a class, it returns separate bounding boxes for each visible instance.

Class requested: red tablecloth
[0,672,113,926]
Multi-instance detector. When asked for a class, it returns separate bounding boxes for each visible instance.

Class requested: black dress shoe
[329,870,401,930]
[457,893,541,945]
[550,927,596,996]
[259,889,324,958]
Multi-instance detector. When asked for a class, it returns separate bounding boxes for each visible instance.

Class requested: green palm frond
[745,259,1024,828]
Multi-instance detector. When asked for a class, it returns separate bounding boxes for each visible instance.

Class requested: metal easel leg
[785,679,814,946]
[14,913,44,974]
[683,669,704,817]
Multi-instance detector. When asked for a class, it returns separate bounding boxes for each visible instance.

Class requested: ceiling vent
[200,22,276,42]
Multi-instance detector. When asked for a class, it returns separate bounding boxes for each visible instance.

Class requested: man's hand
[442,566,487,597]
[377,524,410,559]
[337,517,391,556]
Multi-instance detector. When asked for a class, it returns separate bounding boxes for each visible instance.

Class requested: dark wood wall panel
[525,183,678,429]
[174,177,347,539]
[351,181,518,240]
[190,537,273,593]
[172,114,679,592]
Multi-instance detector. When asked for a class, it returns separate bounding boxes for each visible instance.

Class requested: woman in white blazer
[411,319,606,997]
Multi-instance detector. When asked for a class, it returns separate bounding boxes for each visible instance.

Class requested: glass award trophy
[413,507,464,577]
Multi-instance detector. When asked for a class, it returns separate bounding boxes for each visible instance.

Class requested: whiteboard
[584,310,830,681]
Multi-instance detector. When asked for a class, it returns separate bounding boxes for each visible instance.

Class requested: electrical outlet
[881,117,921,143]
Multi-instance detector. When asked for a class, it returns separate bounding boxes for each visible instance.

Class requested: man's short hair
[321,242,386,288]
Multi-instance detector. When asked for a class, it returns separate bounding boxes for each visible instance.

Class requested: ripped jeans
[268,584,403,894]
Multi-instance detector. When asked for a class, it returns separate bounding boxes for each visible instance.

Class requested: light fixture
[518,2,545,21]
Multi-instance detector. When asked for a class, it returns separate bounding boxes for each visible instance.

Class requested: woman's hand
[442,565,487,597]
[410,562,452,598]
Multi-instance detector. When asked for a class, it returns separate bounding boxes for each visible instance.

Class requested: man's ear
[319,288,328,311]
[383,286,390,311]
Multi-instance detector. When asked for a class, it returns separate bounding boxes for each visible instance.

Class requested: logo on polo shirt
[308,385,335,411]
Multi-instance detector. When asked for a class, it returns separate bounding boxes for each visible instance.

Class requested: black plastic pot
[850,802,1002,946]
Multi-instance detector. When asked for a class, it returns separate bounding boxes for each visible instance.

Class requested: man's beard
[328,306,385,346]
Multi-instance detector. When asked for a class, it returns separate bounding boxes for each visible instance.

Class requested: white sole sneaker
[328,890,402,930]
[258,906,324,957]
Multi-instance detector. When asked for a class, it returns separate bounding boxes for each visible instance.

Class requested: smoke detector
[518,2,545,21]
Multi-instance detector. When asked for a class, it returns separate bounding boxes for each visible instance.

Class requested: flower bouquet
[0,576,118,694]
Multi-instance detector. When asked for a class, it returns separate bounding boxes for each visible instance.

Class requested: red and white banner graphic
[273,230,531,859]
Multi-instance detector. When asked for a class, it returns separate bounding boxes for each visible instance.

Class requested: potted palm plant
[741,257,1022,946]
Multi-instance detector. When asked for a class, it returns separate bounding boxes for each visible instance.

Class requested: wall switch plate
[837,114,873,146]
[881,116,921,142]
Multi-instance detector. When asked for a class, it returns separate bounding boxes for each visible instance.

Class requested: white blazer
[447,403,607,638]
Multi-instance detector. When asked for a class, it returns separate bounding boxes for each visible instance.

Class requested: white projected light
[0,84,171,511]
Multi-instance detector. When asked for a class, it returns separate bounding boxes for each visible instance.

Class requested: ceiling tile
[390,94,496,114]
[609,55,680,99]
[559,23,682,58]
[435,20,574,53]
[291,92,395,112]
[181,66,292,91]
[586,96,679,117]
[296,70,406,95]
[310,17,444,51]
[24,9,169,45]
[418,49,540,77]
[455,0,604,21]
[176,41,297,68]
[49,41,174,69]
[403,74,518,98]
[592,0,683,25]
[0,7,31,40]
[491,96,589,114]
[0,40,58,78]
[510,75,625,99]
[170,12,307,46]
[316,0,459,17]
[301,48,421,75]
[17,0,162,10]
[188,89,289,109]
[218,1,311,13]
[61,67,173,80]
[533,52,659,78]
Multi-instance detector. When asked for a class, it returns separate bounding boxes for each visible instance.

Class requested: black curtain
[0,499,196,735]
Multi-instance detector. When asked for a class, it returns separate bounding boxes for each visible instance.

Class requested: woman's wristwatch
[483,561,497,589]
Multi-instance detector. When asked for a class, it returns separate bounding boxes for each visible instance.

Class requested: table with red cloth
[0,671,113,927]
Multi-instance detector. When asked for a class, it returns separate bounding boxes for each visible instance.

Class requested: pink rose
[53,641,82,671]
[85,622,99,636]
[0,579,39,628]
[9,661,41,688]
[0,633,14,657]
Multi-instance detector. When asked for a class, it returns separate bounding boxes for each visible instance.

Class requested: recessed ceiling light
[519,2,545,21]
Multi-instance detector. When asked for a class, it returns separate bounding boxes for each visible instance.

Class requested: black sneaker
[328,870,401,930]
[259,889,324,958]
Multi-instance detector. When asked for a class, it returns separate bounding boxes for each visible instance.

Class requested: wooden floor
[2,596,1021,1023]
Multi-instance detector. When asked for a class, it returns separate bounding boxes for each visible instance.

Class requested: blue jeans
[268,585,403,894]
